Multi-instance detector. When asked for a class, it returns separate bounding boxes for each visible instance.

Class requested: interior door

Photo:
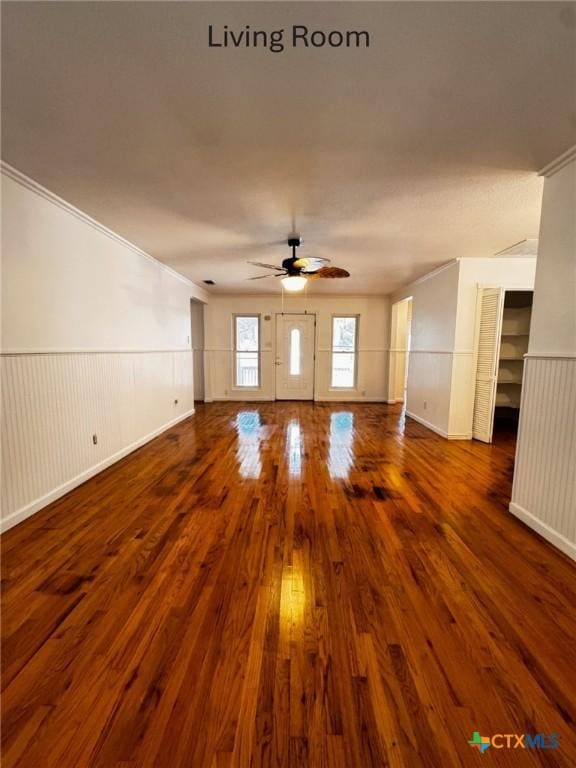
[275,314,315,400]
[472,287,504,443]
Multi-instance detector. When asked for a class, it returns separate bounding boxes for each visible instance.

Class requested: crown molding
[538,145,576,178]
[1,161,208,300]
[207,291,389,299]
[389,259,458,299]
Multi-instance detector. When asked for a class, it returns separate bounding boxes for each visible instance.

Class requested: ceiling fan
[247,236,350,292]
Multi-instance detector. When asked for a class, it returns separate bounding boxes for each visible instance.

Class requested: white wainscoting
[387,348,407,403]
[1,350,194,532]
[447,351,476,439]
[203,348,388,402]
[510,355,576,560]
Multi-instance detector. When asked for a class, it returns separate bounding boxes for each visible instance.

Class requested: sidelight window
[331,316,358,388]
[234,315,260,387]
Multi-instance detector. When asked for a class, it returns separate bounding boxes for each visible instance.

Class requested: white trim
[314,396,386,403]
[1,162,208,301]
[538,145,576,178]
[317,347,388,353]
[388,260,458,301]
[524,353,576,361]
[0,409,195,533]
[1,348,192,356]
[210,396,275,402]
[404,260,458,289]
[387,398,403,404]
[509,502,576,562]
[408,349,474,356]
[205,291,389,299]
[493,239,538,258]
[405,410,472,440]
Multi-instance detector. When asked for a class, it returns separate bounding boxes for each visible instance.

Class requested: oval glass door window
[290,328,301,375]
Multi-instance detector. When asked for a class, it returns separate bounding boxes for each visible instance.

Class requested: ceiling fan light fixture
[281,275,307,292]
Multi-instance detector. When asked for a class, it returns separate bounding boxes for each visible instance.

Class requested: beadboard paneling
[1,351,194,530]
[204,348,388,402]
[511,356,576,560]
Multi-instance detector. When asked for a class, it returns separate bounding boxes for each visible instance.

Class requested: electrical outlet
[92,434,98,445]
[174,399,179,405]
[423,400,427,410]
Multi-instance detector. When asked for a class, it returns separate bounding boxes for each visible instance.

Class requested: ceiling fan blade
[247,261,284,271]
[294,257,331,272]
[247,272,286,280]
[310,266,350,279]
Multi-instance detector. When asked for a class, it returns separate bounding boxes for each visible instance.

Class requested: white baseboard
[209,396,276,402]
[314,396,386,403]
[205,396,386,403]
[387,398,403,404]
[509,502,576,561]
[1,409,195,534]
[405,410,471,440]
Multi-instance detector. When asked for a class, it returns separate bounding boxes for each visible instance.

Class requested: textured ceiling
[2,2,575,294]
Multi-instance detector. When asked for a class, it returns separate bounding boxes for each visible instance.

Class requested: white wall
[204,295,389,402]
[1,165,207,531]
[390,257,536,438]
[390,261,460,436]
[511,154,576,560]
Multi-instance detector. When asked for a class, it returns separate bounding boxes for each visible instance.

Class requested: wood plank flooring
[2,402,576,767]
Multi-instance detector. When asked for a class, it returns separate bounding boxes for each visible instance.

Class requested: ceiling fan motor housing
[284,236,303,273]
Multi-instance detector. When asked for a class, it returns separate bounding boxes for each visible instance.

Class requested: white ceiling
[2,2,574,295]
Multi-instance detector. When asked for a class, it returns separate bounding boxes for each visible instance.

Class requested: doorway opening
[472,289,533,443]
[389,297,412,405]
[190,298,206,402]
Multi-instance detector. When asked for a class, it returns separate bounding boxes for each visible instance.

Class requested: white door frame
[388,297,412,404]
[274,312,317,400]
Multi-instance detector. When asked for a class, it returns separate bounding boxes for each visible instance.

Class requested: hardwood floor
[2,402,576,767]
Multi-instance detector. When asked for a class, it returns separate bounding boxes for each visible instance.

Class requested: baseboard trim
[1,409,195,534]
[509,502,576,561]
[314,396,386,403]
[405,410,471,440]
[205,396,387,403]
[209,396,276,402]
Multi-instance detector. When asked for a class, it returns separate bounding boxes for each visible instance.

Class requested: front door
[275,314,315,400]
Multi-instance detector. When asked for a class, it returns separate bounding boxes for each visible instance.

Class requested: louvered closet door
[473,287,504,443]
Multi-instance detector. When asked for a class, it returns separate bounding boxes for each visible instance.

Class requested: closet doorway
[472,289,533,443]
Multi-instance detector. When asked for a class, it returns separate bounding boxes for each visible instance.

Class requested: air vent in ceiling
[203,279,215,285]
